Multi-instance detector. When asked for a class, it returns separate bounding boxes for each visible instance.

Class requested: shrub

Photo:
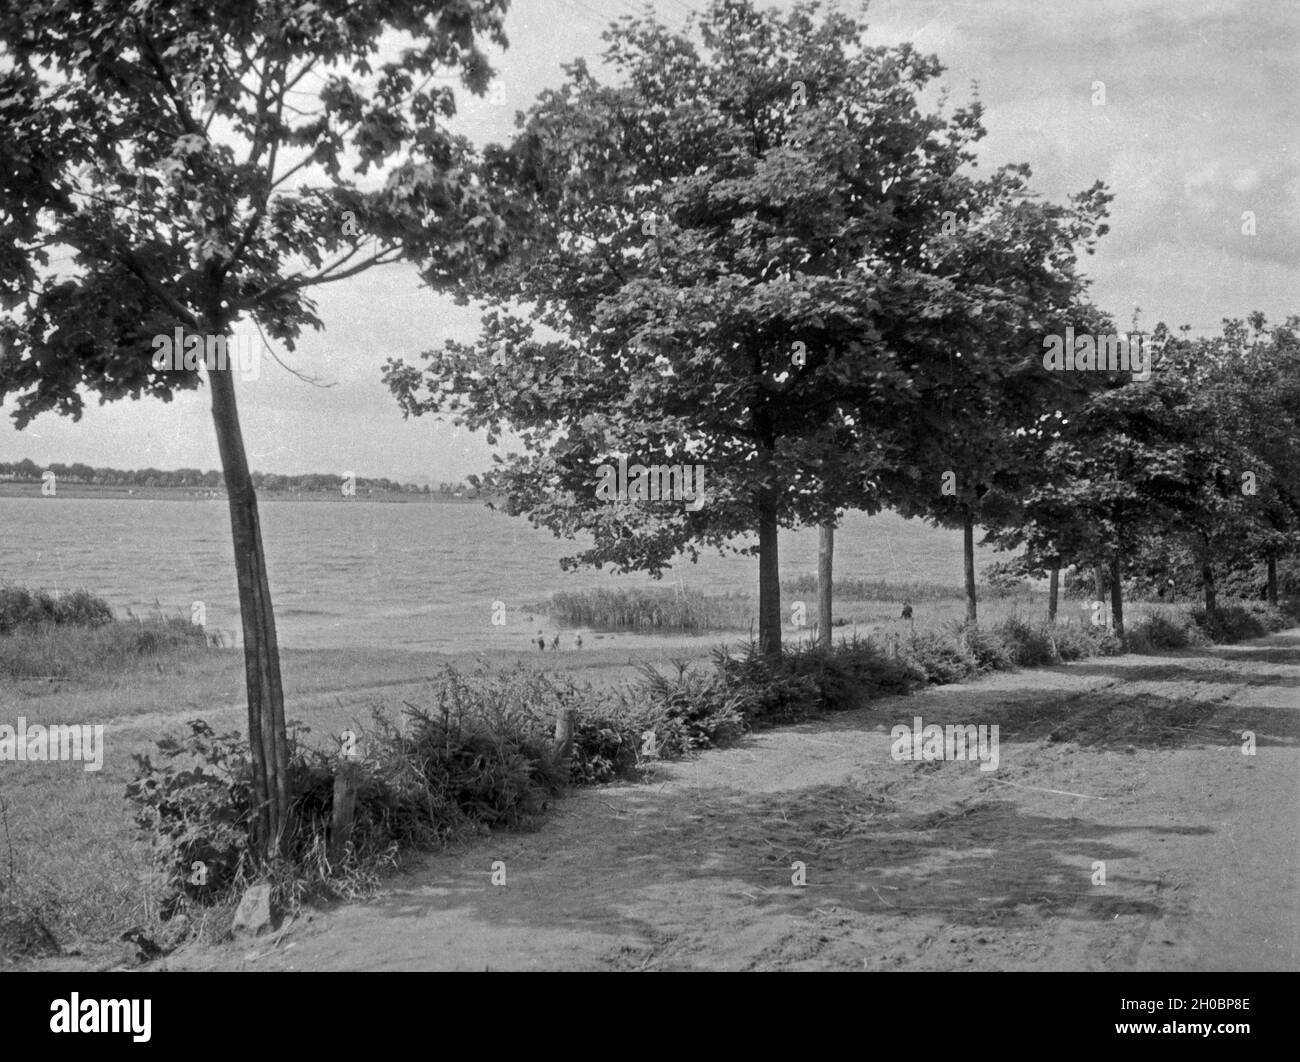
[784,634,921,705]
[707,642,825,724]
[959,622,1015,671]
[126,720,429,921]
[994,615,1058,666]
[631,659,748,753]
[1192,600,1288,643]
[1127,611,1202,651]
[566,708,643,786]
[901,626,979,684]
[1051,621,1107,661]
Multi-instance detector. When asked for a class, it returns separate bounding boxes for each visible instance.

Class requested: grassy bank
[2,587,1296,967]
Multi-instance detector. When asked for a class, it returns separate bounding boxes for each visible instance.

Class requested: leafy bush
[959,622,1015,671]
[1049,621,1107,661]
[631,659,748,752]
[901,627,979,684]
[994,615,1058,666]
[566,708,643,785]
[127,665,649,922]
[1126,611,1203,652]
[125,720,427,921]
[1192,600,1288,643]
[708,642,825,724]
[784,634,921,704]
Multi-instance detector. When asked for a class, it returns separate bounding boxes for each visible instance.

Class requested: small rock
[232,884,275,938]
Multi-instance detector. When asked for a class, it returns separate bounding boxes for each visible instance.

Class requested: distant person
[575,633,583,650]
[901,601,913,621]
[536,630,546,651]
[551,633,560,650]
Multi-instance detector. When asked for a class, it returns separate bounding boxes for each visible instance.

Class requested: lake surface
[1,497,999,652]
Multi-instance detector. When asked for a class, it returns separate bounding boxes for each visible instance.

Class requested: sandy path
[160,629,1300,971]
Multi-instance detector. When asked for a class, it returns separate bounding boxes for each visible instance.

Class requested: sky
[2,0,1295,485]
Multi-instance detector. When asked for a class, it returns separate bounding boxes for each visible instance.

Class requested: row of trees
[987,314,1300,637]
[0,458,477,495]
[386,0,1109,654]
[385,2,1300,654]
[4,0,1295,858]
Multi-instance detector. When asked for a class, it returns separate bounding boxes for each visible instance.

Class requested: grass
[0,615,209,681]
[783,573,981,603]
[0,586,113,635]
[535,578,1052,636]
[0,587,210,681]
[540,586,755,632]
[3,583,1296,965]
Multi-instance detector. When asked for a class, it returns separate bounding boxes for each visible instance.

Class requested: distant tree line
[0,458,480,496]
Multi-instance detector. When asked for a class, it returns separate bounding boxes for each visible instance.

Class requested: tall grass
[781,574,964,602]
[543,586,755,632]
[0,586,114,634]
[0,588,209,680]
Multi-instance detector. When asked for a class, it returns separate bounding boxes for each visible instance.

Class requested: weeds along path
[160,629,1300,972]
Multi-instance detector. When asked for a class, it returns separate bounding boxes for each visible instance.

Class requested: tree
[388,0,1012,658]
[1,0,511,855]
[875,180,1113,625]
[1189,315,1300,605]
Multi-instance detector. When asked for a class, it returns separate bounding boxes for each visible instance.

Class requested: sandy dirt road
[161,629,1300,971]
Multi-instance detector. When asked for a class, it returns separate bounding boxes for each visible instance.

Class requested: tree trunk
[962,510,977,624]
[208,361,290,859]
[1267,553,1278,606]
[757,491,782,660]
[1048,563,1060,622]
[1093,564,1105,603]
[1109,554,1125,646]
[817,522,833,648]
[1202,559,1216,614]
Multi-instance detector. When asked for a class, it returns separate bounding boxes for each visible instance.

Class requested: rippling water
[2,497,994,652]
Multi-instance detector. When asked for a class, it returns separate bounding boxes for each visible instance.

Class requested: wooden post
[1109,553,1125,647]
[329,760,359,863]
[817,523,834,648]
[553,706,576,774]
[962,510,978,625]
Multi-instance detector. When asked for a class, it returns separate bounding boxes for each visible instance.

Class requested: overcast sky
[3,0,1295,484]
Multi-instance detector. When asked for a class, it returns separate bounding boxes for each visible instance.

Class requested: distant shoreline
[0,481,491,504]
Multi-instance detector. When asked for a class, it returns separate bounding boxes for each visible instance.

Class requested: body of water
[2,498,1000,652]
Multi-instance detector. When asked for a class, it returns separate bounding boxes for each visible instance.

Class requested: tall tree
[388,0,1002,657]
[875,183,1113,624]
[0,0,511,855]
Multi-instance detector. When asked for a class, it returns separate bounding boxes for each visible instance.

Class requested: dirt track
[161,629,1300,971]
